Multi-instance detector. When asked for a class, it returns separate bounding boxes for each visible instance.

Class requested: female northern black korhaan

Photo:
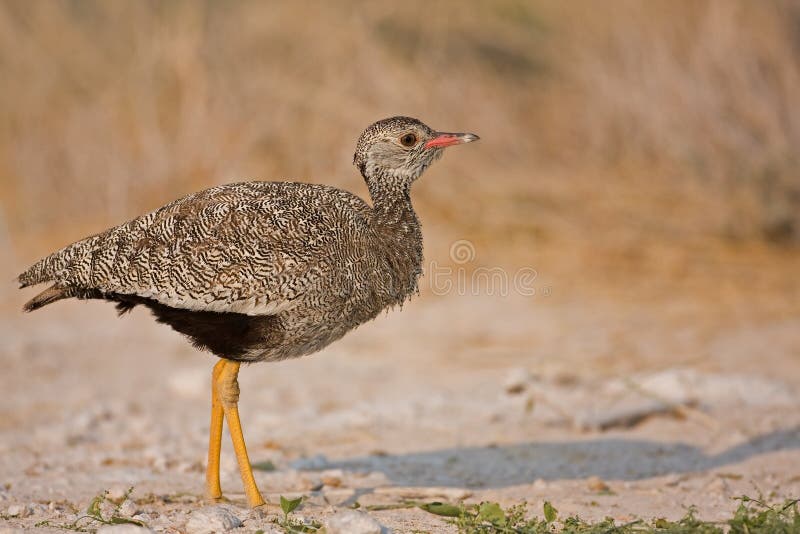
[18,116,479,508]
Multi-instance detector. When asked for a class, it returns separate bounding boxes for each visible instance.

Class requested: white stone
[132,513,153,523]
[323,509,385,534]
[185,506,243,534]
[118,498,138,517]
[5,505,23,517]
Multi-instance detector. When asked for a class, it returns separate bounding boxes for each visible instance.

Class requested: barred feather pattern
[18,179,424,361]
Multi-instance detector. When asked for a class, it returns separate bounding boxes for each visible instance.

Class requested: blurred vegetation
[1,0,799,273]
[420,496,800,533]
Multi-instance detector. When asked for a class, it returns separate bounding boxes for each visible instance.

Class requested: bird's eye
[400,133,417,147]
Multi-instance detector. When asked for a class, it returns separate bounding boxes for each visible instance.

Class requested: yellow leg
[216,360,266,508]
[205,359,226,502]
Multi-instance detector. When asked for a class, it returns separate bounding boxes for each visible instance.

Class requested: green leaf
[280,495,303,516]
[365,503,416,511]
[419,502,462,517]
[87,493,106,518]
[252,460,276,472]
[110,516,145,526]
[478,502,505,526]
[543,500,558,523]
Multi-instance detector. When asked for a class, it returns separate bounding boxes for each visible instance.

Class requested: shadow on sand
[290,427,800,488]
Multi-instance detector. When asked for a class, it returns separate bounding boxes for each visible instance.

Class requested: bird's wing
[19,182,368,315]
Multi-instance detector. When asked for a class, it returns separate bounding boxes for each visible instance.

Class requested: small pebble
[323,509,384,534]
[133,513,153,523]
[6,504,36,517]
[118,498,138,517]
[321,475,342,487]
[587,476,610,492]
[185,506,243,534]
[5,504,25,517]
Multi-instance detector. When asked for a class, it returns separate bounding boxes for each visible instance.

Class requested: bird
[17,116,479,508]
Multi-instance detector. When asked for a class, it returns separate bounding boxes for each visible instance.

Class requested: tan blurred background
[2,0,799,317]
[1,2,800,528]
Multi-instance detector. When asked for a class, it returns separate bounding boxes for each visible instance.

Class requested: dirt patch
[2,278,799,532]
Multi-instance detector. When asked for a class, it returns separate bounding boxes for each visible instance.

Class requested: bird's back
[19,181,373,315]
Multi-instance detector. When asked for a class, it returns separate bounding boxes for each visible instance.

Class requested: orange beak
[425,132,480,149]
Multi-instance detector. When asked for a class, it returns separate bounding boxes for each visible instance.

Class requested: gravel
[184,506,243,533]
[323,509,385,534]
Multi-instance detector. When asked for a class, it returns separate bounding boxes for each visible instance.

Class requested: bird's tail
[17,255,56,288]
[18,234,103,311]
[22,285,69,312]
[18,230,105,289]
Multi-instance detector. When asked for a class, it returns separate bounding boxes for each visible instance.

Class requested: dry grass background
[2,3,800,529]
[1,0,799,311]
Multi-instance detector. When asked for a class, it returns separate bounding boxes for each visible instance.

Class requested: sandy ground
[1,273,800,532]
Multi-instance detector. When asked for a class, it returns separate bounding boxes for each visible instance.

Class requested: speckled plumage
[18,116,478,362]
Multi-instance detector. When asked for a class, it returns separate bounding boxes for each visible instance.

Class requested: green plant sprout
[419,495,800,533]
[273,495,321,533]
[35,487,147,532]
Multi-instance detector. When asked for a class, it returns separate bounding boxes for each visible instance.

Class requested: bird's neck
[366,174,424,300]
[367,176,416,225]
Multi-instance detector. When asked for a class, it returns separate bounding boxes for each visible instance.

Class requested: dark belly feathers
[113,295,282,362]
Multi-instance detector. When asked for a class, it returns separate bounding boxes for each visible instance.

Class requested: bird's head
[353,116,479,187]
